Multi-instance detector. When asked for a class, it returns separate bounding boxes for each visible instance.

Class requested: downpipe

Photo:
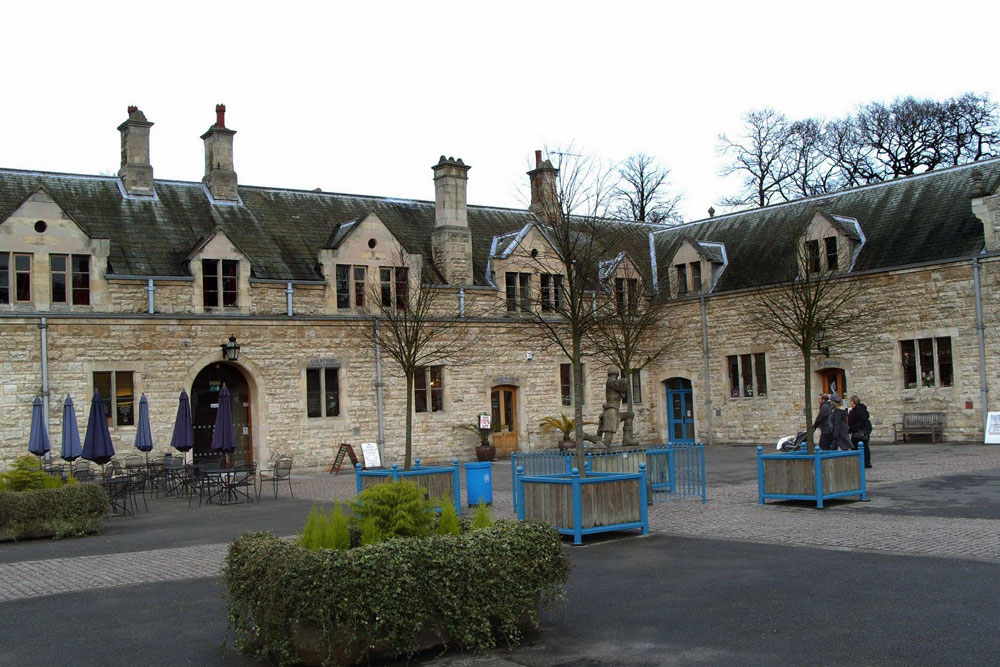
[39,317,50,461]
[375,319,386,464]
[973,257,989,433]
[700,296,713,447]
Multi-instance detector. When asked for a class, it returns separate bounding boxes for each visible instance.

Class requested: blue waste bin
[464,461,493,507]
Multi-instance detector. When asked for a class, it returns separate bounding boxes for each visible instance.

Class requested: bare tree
[743,239,878,446]
[583,261,677,445]
[355,246,489,470]
[717,108,801,208]
[509,148,643,471]
[613,153,684,224]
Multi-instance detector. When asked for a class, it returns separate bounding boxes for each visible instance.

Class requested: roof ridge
[660,156,1000,232]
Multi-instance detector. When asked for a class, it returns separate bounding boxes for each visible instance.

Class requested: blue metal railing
[511,443,706,512]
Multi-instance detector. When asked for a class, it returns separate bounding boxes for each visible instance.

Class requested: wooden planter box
[756,446,867,508]
[515,465,649,545]
[355,459,462,514]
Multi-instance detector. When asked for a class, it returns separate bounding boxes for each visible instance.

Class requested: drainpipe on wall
[286,282,293,317]
[458,287,465,318]
[375,319,386,464]
[973,257,989,432]
[700,296,714,446]
[39,318,50,461]
[146,279,155,314]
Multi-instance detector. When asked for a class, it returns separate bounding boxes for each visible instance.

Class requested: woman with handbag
[849,395,873,468]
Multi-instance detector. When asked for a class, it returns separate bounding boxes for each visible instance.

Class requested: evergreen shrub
[0,482,108,541]
[225,521,570,666]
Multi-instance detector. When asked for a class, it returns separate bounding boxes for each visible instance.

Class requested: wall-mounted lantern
[221,335,241,362]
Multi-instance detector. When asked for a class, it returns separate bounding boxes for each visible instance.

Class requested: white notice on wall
[360,442,381,468]
[986,413,1000,444]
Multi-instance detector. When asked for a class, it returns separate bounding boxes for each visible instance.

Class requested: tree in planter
[743,235,879,446]
[511,147,658,471]
[355,245,492,470]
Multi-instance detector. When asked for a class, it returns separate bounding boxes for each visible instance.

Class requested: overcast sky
[3,1,998,221]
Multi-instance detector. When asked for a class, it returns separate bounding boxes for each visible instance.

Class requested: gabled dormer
[668,237,727,297]
[0,187,110,310]
[317,211,422,314]
[799,210,865,277]
[487,222,565,314]
[186,227,253,313]
[599,251,644,314]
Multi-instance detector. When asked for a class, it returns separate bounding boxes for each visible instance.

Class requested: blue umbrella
[28,396,51,458]
[81,389,115,465]
[211,384,237,466]
[170,390,194,453]
[60,395,82,463]
[135,394,154,461]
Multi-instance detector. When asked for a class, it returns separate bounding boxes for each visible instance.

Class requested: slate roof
[0,169,536,284]
[1,157,997,290]
[651,158,1000,291]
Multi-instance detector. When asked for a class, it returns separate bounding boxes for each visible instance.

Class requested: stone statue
[584,370,636,447]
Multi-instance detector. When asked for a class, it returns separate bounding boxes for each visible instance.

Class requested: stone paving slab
[2,444,999,602]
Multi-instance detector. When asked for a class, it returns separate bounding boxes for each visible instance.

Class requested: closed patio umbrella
[169,390,194,460]
[28,396,51,460]
[60,395,82,463]
[211,384,237,467]
[135,394,154,463]
[81,389,115,466]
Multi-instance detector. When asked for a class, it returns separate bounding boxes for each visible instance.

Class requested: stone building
[1,106,999,470]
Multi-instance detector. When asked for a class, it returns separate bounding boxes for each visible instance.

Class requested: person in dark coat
[812,394,834,450]
[849,395,873,468]
[829,393,852,450]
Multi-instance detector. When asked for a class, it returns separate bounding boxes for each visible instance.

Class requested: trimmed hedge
[0,483,109,541]
[225,521,570,666]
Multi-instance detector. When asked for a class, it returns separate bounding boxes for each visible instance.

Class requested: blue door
[665,378,695,444]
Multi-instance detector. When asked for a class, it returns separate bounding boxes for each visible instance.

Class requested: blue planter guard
[355,458,462,515]
[756,443,867,508]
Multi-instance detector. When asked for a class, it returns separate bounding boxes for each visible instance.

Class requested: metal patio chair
[257,456,293,500]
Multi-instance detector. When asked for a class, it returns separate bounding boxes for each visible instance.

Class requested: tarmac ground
[1,442,998,666]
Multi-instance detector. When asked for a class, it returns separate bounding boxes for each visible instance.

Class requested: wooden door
[490,386,518,455]
[820,369,847,398]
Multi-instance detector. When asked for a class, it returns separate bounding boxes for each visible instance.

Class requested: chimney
[432,156,470,227]
[527,149,559,223]
[201,104,238,202]
[431,156,474,284]
[117,106,154,196]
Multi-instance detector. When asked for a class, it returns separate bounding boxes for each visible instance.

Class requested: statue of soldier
[596,370,631,446]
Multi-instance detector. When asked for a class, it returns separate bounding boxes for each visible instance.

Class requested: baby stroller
[776,431,808,452]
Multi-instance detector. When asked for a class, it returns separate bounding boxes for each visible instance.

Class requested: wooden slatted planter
[355,459,462,514]
[515,464,649,545]
[756,445,867,508]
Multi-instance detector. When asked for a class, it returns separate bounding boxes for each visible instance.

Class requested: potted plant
[456,422,495,461]
[539,414,590,451]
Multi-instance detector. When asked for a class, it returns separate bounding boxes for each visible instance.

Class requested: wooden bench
[893,412,944,443]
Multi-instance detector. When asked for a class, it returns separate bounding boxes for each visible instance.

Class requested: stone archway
[190,362,254,464]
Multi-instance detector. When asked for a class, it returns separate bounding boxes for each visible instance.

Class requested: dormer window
[615,277,638,314]
[505,272,531,312]
[540,273,564,312]
[0,253,32,304]
[380,266,408,310]
[806,240,821,273]
[689,262,702,294]
[335,264,367,309]
[825,237,838,270]
[50,254,90,305]
[203,259,239,307]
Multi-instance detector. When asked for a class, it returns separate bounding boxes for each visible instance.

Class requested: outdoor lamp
[815,328,830,358]
[221,335,241,362]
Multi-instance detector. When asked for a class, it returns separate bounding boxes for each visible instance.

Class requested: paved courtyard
[1,443,999,665]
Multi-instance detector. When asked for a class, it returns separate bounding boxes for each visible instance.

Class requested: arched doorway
[191,362,253,464]
[664,377,695,444]
[490,385,518,456]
